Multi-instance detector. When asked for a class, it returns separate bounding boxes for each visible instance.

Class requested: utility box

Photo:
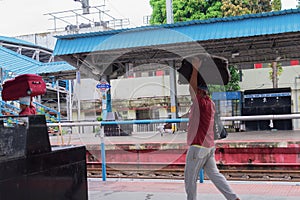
[212,91,242,131]
[242,87,292,131]
[103,112,132,136]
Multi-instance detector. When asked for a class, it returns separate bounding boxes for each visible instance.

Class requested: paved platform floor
[88,179,300,200]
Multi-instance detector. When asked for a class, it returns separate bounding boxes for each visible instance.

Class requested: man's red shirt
[187,89,215,148]
[19,105,37,116]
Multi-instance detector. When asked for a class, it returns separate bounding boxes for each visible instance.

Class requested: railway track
[87,163,300,182]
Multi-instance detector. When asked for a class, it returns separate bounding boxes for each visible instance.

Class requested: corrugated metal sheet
[0,36,38,47]
[0,46,75,75]
[0,46,40,70]
[53,9,300,56]
[35,62,75,74]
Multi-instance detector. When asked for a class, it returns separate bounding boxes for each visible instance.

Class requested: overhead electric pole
[166,0,177,132]
[166,0,174,24]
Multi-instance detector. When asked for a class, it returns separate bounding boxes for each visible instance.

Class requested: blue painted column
[98,77,111,121]
[106,92,112,112]
[97,77,111,181]
[100,126,106,181]
[199,169,204,183]
[101,91,108,120]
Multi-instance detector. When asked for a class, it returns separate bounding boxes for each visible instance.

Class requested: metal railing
[47,113,300,127]
[0,100,61,123]
[34,102,61,122]
[0,100,20,115]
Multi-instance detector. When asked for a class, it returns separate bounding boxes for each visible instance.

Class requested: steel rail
[47,114,300,127]
[87,165,300,182]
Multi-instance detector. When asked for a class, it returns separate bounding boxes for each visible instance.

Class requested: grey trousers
[184,146,239,200]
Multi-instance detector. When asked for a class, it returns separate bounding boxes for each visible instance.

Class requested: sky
[0,0,298,37]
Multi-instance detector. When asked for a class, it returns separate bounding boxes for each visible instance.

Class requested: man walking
[184,56,240,200]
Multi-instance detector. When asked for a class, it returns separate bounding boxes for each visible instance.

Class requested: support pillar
[169,60,178,131]
[100,76,112,121]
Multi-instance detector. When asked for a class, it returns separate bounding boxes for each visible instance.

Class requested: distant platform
[50,129,300,148]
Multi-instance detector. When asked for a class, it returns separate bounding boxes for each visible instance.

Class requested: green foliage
[149,0,165,24]
[150,0,276,24]
[225,65,241,91]
[150,0,223,24]
[96,116,102,121]
[7,117,13,125]
[221,0,250,16]
[49,116,58,123]
[271,0,281,11]
[268,62,283,80]
[37,107,45,115]
[221,0,273,17]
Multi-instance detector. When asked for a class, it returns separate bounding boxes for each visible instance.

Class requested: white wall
[110,65,300,100]
[240,65,300,91]
[110,75,189,100]
[74,79,102,101]
[17,32,58,50]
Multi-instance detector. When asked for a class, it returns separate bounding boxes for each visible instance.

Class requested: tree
[149,0,166,25]
[150,0,223,24]
[221,0,275,17]
[268,62,283,88]
[225,65,241,91]
[271,0,281,11]
[173,0,223,21]
[221,0,250,17]
[150,0,279,23]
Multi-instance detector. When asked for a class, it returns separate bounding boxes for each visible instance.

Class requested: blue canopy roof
[53,9,300,56]
[0,46,75,78]
[0,36,38,47]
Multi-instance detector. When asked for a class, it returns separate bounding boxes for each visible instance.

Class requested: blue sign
[244,92,291,98]
[212,91,241,100]
[96,81,111,92]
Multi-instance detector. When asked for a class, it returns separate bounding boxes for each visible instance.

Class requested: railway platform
[88,178,300,200]
[50,129,300,171]
[50,129,300,147]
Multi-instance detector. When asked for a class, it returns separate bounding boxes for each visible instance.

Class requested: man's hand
[189,56,202,100]
[192,56,202,70]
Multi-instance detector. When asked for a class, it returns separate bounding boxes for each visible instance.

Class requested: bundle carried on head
[177,54,230,87]
[2,74,46,101]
